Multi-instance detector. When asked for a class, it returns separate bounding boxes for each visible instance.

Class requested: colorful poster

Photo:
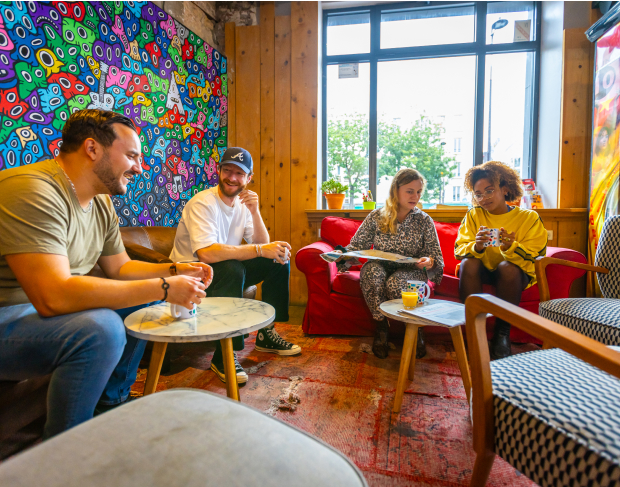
[0,0,227,226]
[590,23,620,271]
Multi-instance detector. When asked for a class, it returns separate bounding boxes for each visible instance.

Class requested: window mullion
[473,1,487,167]
[369,7,380,202]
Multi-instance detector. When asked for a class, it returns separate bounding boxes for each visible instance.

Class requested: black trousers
[208,258,290,359]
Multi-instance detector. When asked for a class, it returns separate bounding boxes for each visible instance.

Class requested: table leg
[449,326,471,404]
[393,324,418,414]
[143,342,168,396]
[408,326,419,381]
[221,337,240,401]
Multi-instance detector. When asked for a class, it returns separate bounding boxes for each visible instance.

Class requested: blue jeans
[0,303,150,439]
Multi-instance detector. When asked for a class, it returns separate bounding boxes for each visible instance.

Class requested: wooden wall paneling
[275,16,292,246]
[290,2,319,305]
[542,220,559,246]
[558,28,593,209]
[260,3,276,241]
[235,26,261,193]
[557,220,588,256]
[224,22,236,147]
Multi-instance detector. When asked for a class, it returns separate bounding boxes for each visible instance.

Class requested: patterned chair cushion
[491,349,620,486]
[539,298,620,346]
[595,216,620,299]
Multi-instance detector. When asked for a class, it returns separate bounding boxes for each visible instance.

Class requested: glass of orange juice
[401,290,418,309]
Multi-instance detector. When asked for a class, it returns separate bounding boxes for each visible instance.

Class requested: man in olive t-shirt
[0,110,213,439]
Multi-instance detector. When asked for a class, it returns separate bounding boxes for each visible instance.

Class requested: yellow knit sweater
[454,206,548,288]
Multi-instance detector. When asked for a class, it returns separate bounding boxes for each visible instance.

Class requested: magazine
[320,249,420,264]
[397,301,465,327]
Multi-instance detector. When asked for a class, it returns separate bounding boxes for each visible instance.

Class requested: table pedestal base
[142,339,240,401]
[392,323,472,414]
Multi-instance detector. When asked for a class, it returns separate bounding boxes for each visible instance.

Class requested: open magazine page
[321,249,420,264]
[397,301,465,327]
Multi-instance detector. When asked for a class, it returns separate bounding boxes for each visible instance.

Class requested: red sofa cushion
[332,270,364,298]
[433,221,460,276]
[321,216,363,247]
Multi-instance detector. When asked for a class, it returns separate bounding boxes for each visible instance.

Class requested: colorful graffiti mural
[0,0,226,226]
[590,21,620,273]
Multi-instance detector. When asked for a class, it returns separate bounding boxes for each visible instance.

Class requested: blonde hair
[379,168,426,234]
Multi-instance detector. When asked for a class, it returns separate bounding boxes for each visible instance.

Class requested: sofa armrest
[535,248,600,302]
[295,241,337,294]
[125,243,173,264]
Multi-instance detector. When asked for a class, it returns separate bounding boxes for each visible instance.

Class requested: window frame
[321,1,542,207]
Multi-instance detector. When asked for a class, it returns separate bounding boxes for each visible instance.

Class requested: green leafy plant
[321,178,349,194]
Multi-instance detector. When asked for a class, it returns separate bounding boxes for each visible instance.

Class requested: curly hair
[379,168,426,234]
[464,161,523,204]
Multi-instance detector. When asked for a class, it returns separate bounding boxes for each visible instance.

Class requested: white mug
[406,280,431,304]
[170,303,197,320]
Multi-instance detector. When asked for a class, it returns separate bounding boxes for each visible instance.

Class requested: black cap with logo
[218,147,253,174]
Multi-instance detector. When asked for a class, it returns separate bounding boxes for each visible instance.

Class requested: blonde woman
[336,169,444,359]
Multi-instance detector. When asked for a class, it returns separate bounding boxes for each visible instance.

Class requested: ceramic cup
[482,227,501,247]
[170,302,197,320]
[401,290,419,309]
[406,280,431,304]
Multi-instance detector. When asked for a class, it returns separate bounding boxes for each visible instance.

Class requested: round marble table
[124,298,275,401]
[379,299,471,413]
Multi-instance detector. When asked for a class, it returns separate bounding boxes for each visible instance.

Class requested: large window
[323,2,540,208]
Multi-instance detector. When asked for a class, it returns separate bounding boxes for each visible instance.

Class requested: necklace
[55,159,93,213]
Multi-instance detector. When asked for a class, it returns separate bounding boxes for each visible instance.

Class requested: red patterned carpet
[132,307,538,487]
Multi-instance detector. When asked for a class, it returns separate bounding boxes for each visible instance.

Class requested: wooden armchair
[466,294,620,487]
[535,215,620,348]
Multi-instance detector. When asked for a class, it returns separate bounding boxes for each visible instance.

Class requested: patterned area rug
[132,308,539,487]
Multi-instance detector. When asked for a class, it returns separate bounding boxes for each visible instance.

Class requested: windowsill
[305,207,587,223]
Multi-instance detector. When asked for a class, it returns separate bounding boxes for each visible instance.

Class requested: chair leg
[470,451,495,487]
[542,340,552,350]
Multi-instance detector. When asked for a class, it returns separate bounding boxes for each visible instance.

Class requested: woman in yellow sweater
[455,161,547,360]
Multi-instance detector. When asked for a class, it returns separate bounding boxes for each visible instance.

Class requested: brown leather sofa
[1,226,256,458]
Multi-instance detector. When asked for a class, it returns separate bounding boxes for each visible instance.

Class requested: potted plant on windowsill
[322,179,349,210]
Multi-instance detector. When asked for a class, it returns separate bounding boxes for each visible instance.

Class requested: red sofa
[295,216,587,341]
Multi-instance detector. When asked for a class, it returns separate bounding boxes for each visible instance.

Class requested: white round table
[379,298,471,413]
[124,298,275,401]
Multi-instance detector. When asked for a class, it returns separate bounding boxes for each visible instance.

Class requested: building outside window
[323,1,540,208]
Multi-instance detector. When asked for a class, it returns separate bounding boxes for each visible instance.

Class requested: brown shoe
[372,321,389,359]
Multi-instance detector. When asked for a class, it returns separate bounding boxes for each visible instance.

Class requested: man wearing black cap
[170,147,300,383]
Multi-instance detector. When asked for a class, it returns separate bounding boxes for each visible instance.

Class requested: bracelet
[259,244,262,257]
[255,244,259,257]
[169,263,177,276]
[160,277,170,301]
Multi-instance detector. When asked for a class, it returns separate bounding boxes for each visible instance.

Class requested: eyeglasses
[473,189,496,200]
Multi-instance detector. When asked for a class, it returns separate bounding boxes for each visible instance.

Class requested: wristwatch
[169,263,177,276]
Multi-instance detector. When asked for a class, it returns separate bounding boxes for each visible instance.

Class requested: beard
[93,151,135,196]
[219,178,246,198]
